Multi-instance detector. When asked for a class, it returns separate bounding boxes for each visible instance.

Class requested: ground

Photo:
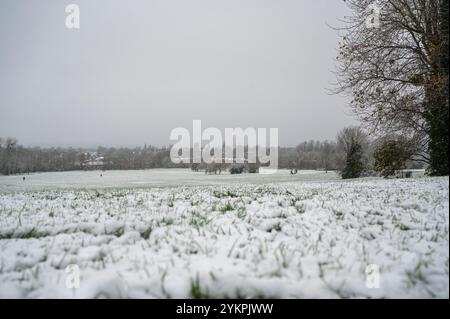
[0,169,448,298]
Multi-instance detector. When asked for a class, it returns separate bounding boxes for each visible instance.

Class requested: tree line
[0,131,423,177]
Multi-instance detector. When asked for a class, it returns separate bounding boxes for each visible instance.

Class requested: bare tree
[333,0,448,174]
[320,141,336,172]
[336,126,371,174]
[1,137,18,175]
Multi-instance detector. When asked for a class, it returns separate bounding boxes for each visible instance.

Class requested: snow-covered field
[0,169,341,192]
[0,170,448,298]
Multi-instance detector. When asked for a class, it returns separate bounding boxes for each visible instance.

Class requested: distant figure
[290,168,298,175]
[22,176,26,181]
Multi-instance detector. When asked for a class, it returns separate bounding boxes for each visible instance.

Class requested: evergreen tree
[426,0,449,176]
[342,140,364,179]
[374,140,410,178]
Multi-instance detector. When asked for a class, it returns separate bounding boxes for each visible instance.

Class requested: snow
[0,169,340,192]
[0,170,447,298]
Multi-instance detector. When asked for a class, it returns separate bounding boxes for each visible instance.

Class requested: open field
[0,169,343,192]
[0,170,448,298]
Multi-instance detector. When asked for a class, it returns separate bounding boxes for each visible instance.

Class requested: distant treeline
[0,137,423,176]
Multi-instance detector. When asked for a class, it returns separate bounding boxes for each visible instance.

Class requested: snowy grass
[0,171,448,298]
[0,169,342,192]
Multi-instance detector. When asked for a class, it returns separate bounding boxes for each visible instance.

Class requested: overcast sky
[0,0,357,148]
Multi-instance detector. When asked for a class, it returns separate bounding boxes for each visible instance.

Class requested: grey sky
[0,0,357,148]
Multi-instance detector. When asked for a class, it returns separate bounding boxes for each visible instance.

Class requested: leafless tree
[333,0,448,170]
[336,126,372,172]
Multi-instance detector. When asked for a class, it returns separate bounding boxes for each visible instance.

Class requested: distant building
[81,152,104,170]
